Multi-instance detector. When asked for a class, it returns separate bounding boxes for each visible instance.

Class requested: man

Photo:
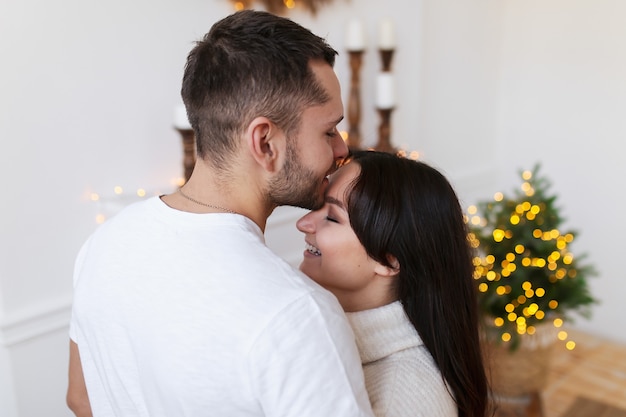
[67,10,374,417]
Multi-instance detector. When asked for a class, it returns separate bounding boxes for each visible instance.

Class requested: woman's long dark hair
[345,150,488,417]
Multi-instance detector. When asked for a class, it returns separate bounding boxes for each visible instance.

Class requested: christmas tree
[467,164,596,350]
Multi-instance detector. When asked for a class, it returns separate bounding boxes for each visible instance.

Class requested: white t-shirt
[70,196,373,417]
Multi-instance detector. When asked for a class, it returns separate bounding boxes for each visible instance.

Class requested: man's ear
[374,254,400,278]
[246,116,284,173]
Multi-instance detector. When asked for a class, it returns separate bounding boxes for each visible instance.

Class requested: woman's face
[296,162,396,312]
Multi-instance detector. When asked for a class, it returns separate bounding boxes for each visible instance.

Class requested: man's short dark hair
[181,10,338,170]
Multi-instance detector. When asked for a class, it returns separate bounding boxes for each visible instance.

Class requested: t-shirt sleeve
[247,291,374,417]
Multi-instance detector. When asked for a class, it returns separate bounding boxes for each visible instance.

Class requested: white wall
[1,0,625,415]
[494,0,626,342]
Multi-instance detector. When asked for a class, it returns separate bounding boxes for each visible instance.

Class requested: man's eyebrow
[325,196,345,209]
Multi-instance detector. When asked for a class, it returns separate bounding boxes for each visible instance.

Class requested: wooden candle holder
[376,47,396,153]
[347,50,364,150]
[375,107,396,154]
[380,49,394,72]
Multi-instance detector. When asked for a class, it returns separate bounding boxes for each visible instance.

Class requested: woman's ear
[247,116,284,173]
[374,254,400,278]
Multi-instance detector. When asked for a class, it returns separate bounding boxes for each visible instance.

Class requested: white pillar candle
[378,18,396,50]
[345,19,366,51]
[173,104,191,130]
[376,72,395,109]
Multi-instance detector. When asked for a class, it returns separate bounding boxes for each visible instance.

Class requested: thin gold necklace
[178,188,237,214]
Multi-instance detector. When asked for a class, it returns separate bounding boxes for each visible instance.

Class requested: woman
[297,150,489,417]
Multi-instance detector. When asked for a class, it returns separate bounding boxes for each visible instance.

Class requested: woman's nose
[296,212,315,234]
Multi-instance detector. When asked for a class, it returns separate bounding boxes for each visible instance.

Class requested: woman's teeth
[306,243,321,256]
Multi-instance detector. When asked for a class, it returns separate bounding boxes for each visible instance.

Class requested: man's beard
[268,139,328,210]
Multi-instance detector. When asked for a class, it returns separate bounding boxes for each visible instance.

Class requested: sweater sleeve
[366,346,458,417]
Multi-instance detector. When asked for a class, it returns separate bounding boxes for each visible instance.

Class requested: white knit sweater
[346,301,458,417]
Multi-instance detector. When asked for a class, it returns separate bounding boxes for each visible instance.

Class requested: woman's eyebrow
[325,196,345,210]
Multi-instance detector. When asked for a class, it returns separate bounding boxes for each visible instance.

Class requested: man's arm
[67,340,93,417]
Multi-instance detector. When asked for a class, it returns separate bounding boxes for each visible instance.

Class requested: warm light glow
[510,214,520,225]
[558,330,568,340]
[284,0,295,8]
[137,188,146,197]
[535,288,545,297]
[114,186,123,195]
[234,1,245,10]
[501,333,511,342]
[494,192,504,201]
[493,229,505,242]
[409,151,420,160]
[522,170,532,180]
[515,244,525,254]
[90,193,100,201]
[467,205,477,215]
[549,300,559,309]
[96,214,106,224]
[566,341,576,350]
[553,318,564,327]
[494,317,504,327]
